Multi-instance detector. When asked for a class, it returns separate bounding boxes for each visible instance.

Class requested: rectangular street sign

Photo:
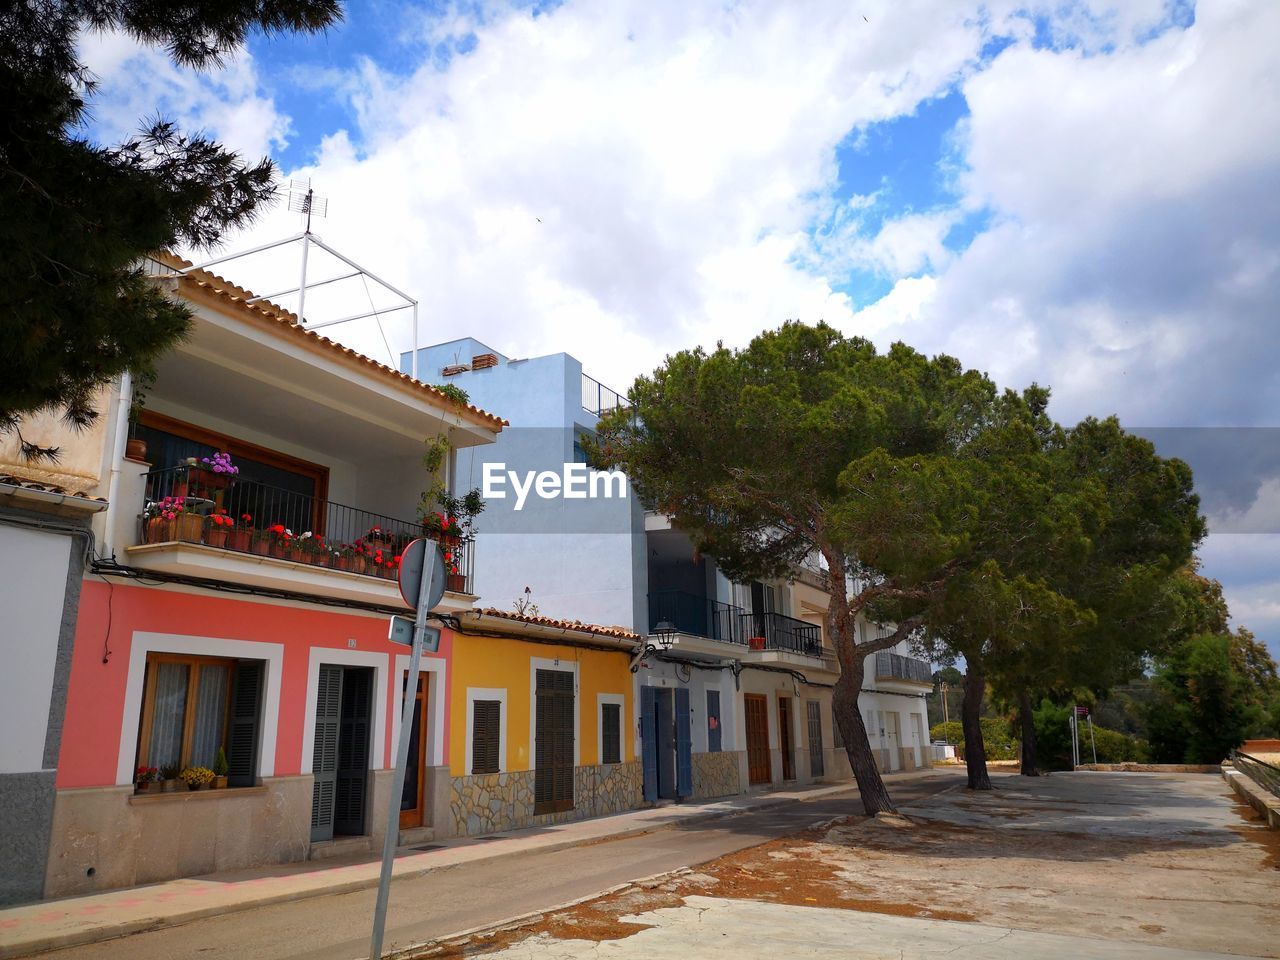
[388,615,440,652]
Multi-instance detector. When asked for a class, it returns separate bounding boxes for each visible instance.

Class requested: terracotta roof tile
[153,253,508,430]
[0,474,107,503]
[473,607,641,641]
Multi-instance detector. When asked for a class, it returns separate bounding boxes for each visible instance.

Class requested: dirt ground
[413,771,1280,959]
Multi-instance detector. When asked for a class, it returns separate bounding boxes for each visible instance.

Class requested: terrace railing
[648,589,746,645]
[1232,750,1280,799]
[581,372,629,418]
[137,465,475,593]
[739,610,823,658]
[874,651,933,684]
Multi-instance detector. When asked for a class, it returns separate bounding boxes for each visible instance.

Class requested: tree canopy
[1,0,342,457]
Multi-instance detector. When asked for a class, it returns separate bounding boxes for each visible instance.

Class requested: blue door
[641,686,658,803]
[675,687,693,799]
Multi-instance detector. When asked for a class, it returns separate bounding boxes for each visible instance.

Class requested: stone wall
[692,751,741,799]
[44,775,312,898]
[449,762,643,837]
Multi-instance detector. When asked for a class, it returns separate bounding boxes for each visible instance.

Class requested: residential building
[402,339,932,808]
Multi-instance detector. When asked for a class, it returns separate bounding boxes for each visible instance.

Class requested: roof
[470,607,641,642]
[152,253,508,431]
[0,474,108,510]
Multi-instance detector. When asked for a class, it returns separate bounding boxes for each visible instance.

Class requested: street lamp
[652,620,678,651]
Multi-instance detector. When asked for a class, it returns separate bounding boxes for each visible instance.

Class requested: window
[601,702,622,764]
[137,654,263,785]
[706,689,722,753]
[471,699,501,774]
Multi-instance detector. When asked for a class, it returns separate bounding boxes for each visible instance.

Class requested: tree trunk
[1018,689,1040,777]
[833,660,898,816]
[962,665,991,790]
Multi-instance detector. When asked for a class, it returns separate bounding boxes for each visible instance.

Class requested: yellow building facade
[444,610,642,836]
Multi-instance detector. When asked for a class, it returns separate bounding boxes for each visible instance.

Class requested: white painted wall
[0,525,69,774]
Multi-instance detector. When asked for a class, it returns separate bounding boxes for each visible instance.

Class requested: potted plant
[749,636,767,651]
[350,543,368,575]
[180,766,215,791]
[125,367,155,462]
[206,510,234,548]
[160,764,181,792]
[196,451,239,490]
[229,513,253,552]
[331,543,352,572]
[266,524,292,559]
[134,766,158,793]
[143,496,182,543]
[443,547,467,593]
[212,748,229,790]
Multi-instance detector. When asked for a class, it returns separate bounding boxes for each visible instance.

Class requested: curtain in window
[190,664,230,768]
[149,662,189,769]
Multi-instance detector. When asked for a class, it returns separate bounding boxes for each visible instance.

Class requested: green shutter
[226,660,263,789]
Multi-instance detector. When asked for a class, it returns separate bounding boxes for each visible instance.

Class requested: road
[40,776,958,960]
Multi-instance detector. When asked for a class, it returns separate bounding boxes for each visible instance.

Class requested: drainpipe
[102,370,133,559]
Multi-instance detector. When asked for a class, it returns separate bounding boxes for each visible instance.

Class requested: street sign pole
[370,541,443,959]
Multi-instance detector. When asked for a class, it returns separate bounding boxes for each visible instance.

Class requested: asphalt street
[38,775,959,960]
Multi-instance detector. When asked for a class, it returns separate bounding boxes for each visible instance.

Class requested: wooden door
[778,696,795,781]
[534,669,575,814]
[399,672,429,829]
[744,694,771,785]
[806,700,825,778]
[885,711,901,772]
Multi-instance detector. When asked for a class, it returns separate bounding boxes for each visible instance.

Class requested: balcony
[648,589,745,644]
[740,611,823,658]
[874,651,932,685]
[647,590,824,659]
[130,465,474,604]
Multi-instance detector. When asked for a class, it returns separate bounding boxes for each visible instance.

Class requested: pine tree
[1,0,342,458]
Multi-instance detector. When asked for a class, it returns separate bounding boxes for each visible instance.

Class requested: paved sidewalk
[0,775,934,958]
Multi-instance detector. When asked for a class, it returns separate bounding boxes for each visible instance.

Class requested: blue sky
[79,0,1280,657]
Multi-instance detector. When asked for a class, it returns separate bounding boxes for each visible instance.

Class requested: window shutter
[472,700,501,774]
[226,660,263,788]
[706,689,722,753]
[601,703,621,764]
[310,665,342,842]
[674,687,693,799]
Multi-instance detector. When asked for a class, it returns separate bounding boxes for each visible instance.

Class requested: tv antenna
[288,179,328,232]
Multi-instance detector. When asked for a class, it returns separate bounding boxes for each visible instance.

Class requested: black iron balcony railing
[137,465,475,594]
[648,589,746,644]
[1231,750,1280,799]
[874,651,933,684]
[740,610,823,657]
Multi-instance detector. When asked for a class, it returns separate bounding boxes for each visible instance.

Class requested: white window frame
[597,692,625,765]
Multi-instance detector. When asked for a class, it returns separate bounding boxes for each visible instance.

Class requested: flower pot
[161,779,179,793]
[193,467,232,491]
[748,636,766,651]
[446,572,467,593]
[135,781,151,793]
[229,529,251,552]
[439,534,461,548]
[214,776,228,790]
[186,782,202,792]
[351,557,368,575]
[206,526,229,548]
[333,556,351,571]
[269,543,286,559]
[171,480,190,501]
[313,553,330,568]
[286,546,305,563]
[146,517,174,543]
[250,537,270,556]
[125,438,148,461]
[175,513,204,543]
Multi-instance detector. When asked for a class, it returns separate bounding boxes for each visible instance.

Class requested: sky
[77,0,1280,656]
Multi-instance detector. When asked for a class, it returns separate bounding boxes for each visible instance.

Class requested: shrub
[929,718,1018,760]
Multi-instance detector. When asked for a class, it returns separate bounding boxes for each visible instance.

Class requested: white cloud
[859,0,1280,428]
[77,29,289,158]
